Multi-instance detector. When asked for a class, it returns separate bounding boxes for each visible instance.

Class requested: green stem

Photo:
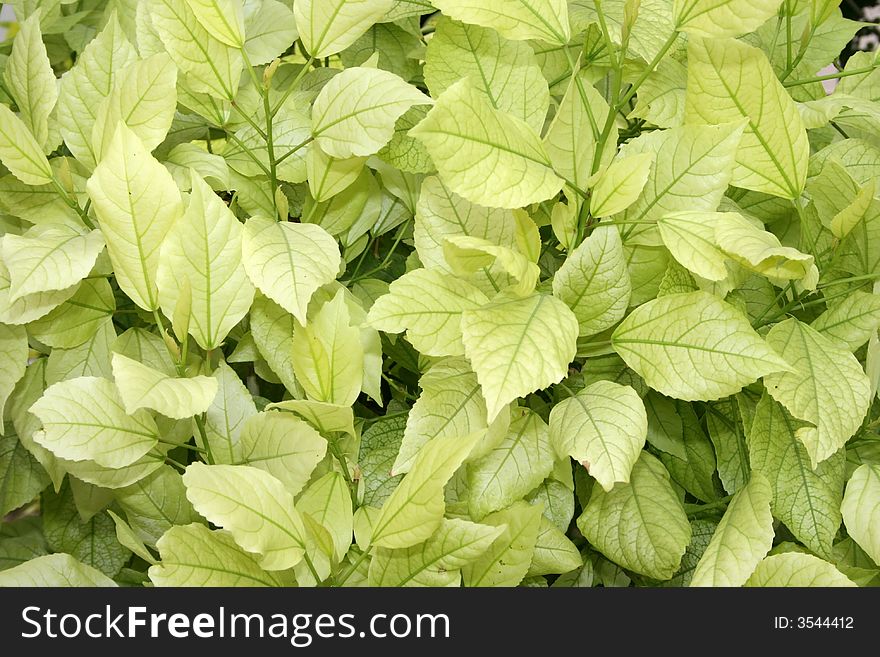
[784,64,880,87]
[270,58,315,118]
[194,414,215,465]
[348,221,410,283]
[50,177,95,229]
[333,549,371,587]
[158,440,207,454]
[274,136,313,166]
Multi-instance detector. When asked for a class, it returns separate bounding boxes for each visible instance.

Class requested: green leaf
[312,67,431,159]
[527,517,583,576]
[424,17,549,132]
[238,411,327,497]
[764,319,871,468]
[1,225,104,302]
[30,376,159,468]
[291,288,363,406]
[657,212,731,281]
[460,501,542,586]
[202,360,256,464]
[552,226,631,337]
[549,381,647,491]
[705,399,751,495]
[372,431,482,549]
[151,523,292,586]
[110,353,218,419]
[0,553,117,587]
[28,278,116,349]
[461,292,578,422]
[685,38,808,199]
[745,553,857,587]
[294,0,393,58]
[87,123,183,311]
[0,323,27,418]
[467,408,555,519]
[673,0,784,38]
[811,291,880,351]
[569,0,676,63]
[841,464,880,565]
[184,0,245,48]
[115,465,201,546]
[612,291,791,401]
[243,0,299,65]
[410,78,563,209]
[108,510,158,565]
[307,144,367,202]
[748,394,844,559]
[242,216,341,325]
[443,235,539,297]
[577,452,691,580]
[432,0,571,45]
[359,414,406,508]
[590,153,654,218]
[298,472,353,562]
[249,296,300,393]
[182,463,307,570]
[0,431,50,517]
[0,103,54,185]
[157,172,254,349]
[690,473,774,587]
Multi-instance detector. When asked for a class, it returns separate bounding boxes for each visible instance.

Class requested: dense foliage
[0,0,879,588]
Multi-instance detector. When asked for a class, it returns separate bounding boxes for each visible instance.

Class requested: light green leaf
[552,226,631,337]
[57,446,168,491]
[432,0,571,45]
[764,319,871,468]
[705,398,750,495]
[242,216,341,325]
[267,399,356,438]
[249,296,300,393]
[467,408,555,519]
[410,78,563,209]
[108,510,158,565]
[291,289,363,406]
[748,394,844,559]
[673,0,784,38]
[612,291,791,401]
[443,235,539,297]
[298,472,353,562]
[157,173,254,350]
[368,268,488,357]
[182,463,307,570]
[424,17,549,132]
[4,13,57,151]
[149,0,243,100]
[307,143,367,202]
[312,66,431,159]
[238,411,327,497]
[745,553,857,587]
[110,353,218,419]
[0,431,50,518]
[690,473,774,587]
[115,465,200,546]
[812,291,880,351]
[184,0,245,48]
[294,0,393,58]
[841,464,880,565]
[243,0,299,65]
[461,501,543,587]
[527,517,583,576]
[550,381,647,491]
[151,523,291,586]
[569,0,676,63]
[590,153,654,218]
[657,212,731,281]
[577,452,691,580]
[685,38,808,199]
[0,553,117,587]
[28,278,115,349]
[87,123,183,311]
[0,103,54,185]
[461,292,578,422]
[0,324,27,418]
[202,360,256,465]
[0,257,78,326]
[44,317,115,386]
[372,432,482,549]
[1,224,104,302]
[30,376,159,468]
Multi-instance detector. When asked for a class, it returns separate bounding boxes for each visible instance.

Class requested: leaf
[690,473,774,587]
[182,463,307,570]
[590,153,654,218]
[748,394,844,559]
[372,432,482,549]
[685,38,808,199]
[202,360,256,464]
[673,0,784,38]
[657,212,731,281]
[467,408,555,519]
[307,143,367,202]
[291,289,363,406]
[764,319,871,468]
[1,225,104,302]
[552,226,631,337]
[0,324,27,418]
[527,517,583,576]
[108,510,158,565]
[705,399,751,495]
[549,381,648,491]
[424,17,549,133]
[432,0,571,45]
[0,103,54,185]
[443,235,539,297]
[28,278,116,349]
[841,464,880,565]
[577,452,691,580]
[0,431,50,518]
[242,216,341,325]
[612,291,791,401]
[359,414,406,508]
[410,78,563,209]
[115,465,201,546]
[238,412,327,497]
[110,353,218,419]
[811,291,880,351]
[151,523,291,586]
[87,123,183,311]
[745,553,856,587]
[312,67,431,159]
[294,0,393,58]
[0,553,117,587]
[249,296,299,393]
[184,0,245,48]
[461,501,543,587]
[157,173,254,349]
[461,292,578,422]
[368,268,488,357]
[30,376,159,468]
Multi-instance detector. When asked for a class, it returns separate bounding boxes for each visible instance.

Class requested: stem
[194,414,215,465]
[50,177,95,229]
[271,58,316,118]
[326,437,357,502]
[241,50,279,217]
[348,221,410,283]
[784,64,880,87]
[684,495,733,517]
[274,136,313,166]
[333,549,371,587]
[158,440,207,454]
